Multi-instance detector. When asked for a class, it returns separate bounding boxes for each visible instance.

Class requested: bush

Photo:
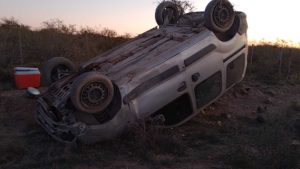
[0,18,129,90]
[248,43,300,84]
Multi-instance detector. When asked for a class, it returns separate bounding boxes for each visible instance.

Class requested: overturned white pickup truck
[36,0,248,144]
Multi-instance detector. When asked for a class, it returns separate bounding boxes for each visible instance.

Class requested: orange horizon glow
[0,0,300,44]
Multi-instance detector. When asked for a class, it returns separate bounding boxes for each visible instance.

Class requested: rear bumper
[35,98,87,143]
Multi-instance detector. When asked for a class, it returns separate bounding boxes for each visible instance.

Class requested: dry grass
[0,18,129,89]
[222,111,299,169]
[0,85,300,169]
[247,45,300,84]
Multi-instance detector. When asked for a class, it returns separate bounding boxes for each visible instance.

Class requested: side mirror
[27,87,41,98]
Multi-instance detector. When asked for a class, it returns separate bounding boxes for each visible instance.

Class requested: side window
[194,71,222,109]
[152,93,193,126]
[226,54,246,88]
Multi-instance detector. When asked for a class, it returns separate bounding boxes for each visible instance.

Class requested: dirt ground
[0,79,299,169]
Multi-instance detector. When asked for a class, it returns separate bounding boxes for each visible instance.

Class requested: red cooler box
[14,67,41,89]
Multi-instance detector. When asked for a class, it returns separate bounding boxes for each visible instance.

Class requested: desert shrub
[248,43,300,84]
[1,17,300,89]
[0,18,129,90]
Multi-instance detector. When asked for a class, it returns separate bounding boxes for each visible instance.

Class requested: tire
[71,72,114,114]
[204,0,235,33]
[155,1,183,25]
[215,14,240,41]
[42,57,76,85]
[226,14,240,37]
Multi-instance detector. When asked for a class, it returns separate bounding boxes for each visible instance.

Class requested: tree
[42,19,76,34]
[158,0,194,13]
[0,17,29,30]
[100,28,117,38]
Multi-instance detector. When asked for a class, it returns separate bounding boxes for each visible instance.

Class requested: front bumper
[35,98,87,143]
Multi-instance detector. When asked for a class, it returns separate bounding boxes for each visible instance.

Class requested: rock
[291,101,300,111]
[295,118,300,136]
[150,114,165,125]
[221,113,232,119]
[256,106,267,114]
[239,88,249,95]
[226,114,232,119]
[291,140,300,146]
[256,115,266,123]
[232,91,239,98]
[264,98,273,104]
[265,89,277,97]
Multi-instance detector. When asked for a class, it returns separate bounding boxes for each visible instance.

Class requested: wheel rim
[212,2,233,29]
[162,7,176,24]
[51,65,71,82]
[80,81,109,109]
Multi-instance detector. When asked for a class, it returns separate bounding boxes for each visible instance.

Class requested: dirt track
[0,80,299,169]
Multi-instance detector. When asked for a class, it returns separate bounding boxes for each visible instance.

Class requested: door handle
[177,81,187,92]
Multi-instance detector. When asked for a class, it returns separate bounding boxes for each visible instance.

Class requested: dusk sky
[0,0,299,42]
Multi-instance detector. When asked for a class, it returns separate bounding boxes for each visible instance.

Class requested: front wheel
[71,72,114,114]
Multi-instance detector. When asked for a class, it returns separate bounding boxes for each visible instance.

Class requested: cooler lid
[14,67,39,71]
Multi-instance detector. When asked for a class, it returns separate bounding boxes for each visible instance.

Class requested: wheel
[215,14,240,41]
[204,0,235,33]
[42,57,76,85]
[71,72,114,114]
[226,14,240,37]
[155,1,183,25]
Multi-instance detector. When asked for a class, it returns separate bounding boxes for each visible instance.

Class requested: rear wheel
[71,72,114,114]
[215,14,240,41]
[204,0,235,33]
[42,57,76,85]
[155,1,183,25]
